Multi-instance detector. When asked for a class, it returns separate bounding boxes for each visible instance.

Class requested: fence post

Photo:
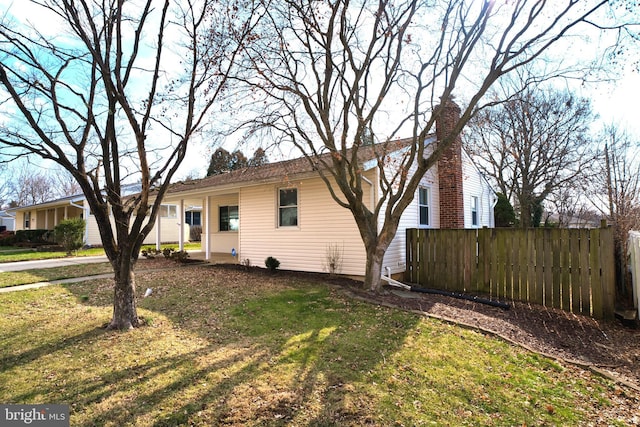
[600,225,615,320]
[629,231,640,323]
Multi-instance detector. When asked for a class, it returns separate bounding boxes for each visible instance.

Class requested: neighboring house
[161,100,497,278]
[544,212,603,228]
[7,184,189,247]
[0,210,15,231]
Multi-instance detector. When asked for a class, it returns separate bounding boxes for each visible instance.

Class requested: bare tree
[2,162,81,205]
[589,124,640,304]
[7,164,56,206]
[0,0,259,329]
[233,0,626,291]
[51,167,83,199]
[0,163,9,208]
[466,81,596,228]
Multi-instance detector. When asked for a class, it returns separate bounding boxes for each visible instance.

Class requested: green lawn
[0,265,635,426]
[0,247,106,262]
[0,263,114,288]
[0,242,201,263]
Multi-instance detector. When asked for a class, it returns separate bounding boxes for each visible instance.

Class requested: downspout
[381,267,510,309]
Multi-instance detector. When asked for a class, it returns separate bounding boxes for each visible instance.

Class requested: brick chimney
[436,99,465,229]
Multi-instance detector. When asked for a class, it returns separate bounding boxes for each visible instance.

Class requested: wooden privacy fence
[405,227,616,320]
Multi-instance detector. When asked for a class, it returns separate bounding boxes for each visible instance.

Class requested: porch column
[204,196,210,261]
[44,209,49,229]
[64,206,68,220]
[178,199,185,251]
[83,206,89,245]
[155,212,161,251]
[54,208,58,227]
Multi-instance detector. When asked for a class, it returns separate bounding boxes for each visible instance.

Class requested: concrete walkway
[0,273,114,293]
[0,255,109,272]
[0,254,207,293]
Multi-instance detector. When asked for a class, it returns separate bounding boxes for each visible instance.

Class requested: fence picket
[560,228,571,311]
[570,231,582,314]
[405,227,615,320]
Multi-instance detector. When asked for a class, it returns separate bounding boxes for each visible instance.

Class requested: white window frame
[185,210,202,226]
[418,186,431,227]
[471,196,479,227]
[278,188,298,227]
[160,204,177,219]
[219,205,239,232]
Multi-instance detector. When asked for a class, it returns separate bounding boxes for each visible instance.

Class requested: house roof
[6,193,86,212]
[167,138,418,196]
[8,183,143,212]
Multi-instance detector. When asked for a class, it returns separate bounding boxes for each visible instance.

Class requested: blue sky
[1,0,638,181]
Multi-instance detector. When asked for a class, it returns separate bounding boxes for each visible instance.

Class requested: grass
[0,263,114,288]
[0,247,106,262]
[0,242,201,263]
[0,265,635,426]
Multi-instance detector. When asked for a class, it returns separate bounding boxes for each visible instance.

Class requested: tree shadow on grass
[51,267,422,425]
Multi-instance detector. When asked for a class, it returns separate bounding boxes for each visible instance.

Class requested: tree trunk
[107,257,139,330]
[364,246,386,293]
[519,199,531,228]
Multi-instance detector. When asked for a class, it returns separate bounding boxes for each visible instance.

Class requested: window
[418,187,430,226]
[24,212,30,229]
[159,204,177,218]
[471,196,479,227]
[278,188,298,227]
[185,211,201,226]
[219,206,238,231]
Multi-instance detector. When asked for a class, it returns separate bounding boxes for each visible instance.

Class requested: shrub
[324,243,344,276]
[265,256,280,272]
[142,246,189,263]
[140,246,161,259]
[170,250,190,263]
[0,231,16,246]
[15,229,49,243]
[53,218,85,255]
[162,247,176,258]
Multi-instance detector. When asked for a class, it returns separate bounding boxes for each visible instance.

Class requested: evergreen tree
[230,150,249,170]
[206,147,233,176]
[494,193,516,227]
[248,147,268,167]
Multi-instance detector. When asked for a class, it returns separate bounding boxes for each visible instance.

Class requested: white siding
[380,148,495,275]
[0,214,15,231]
[239,177,368,276]
[381,163,440,275]
[85,209,185,246]
[206,194,240,254]
[462,150,496,228]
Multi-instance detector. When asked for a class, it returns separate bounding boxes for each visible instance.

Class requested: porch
[188,251,239,265]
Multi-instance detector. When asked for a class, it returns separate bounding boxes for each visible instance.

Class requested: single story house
[161,101,497,277]
[8,101,496,279]
[7,184,192,247]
